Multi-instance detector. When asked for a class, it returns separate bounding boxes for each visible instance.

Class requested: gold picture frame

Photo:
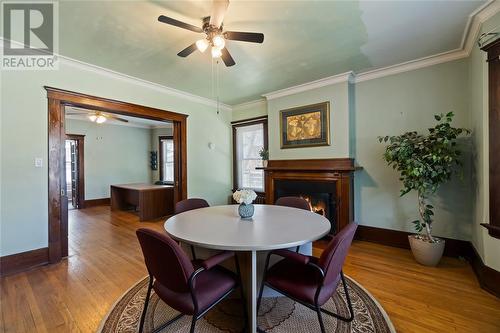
[280,102,330,149]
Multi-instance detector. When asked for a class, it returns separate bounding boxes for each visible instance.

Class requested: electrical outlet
[35,158,43,168]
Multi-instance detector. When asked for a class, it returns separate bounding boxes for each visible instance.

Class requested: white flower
[233,189,257,205]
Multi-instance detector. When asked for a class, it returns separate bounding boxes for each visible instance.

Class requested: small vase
[263,160,268,167]
[238,203,254,219]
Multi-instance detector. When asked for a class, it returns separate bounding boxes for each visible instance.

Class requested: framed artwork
[280,101,330,149]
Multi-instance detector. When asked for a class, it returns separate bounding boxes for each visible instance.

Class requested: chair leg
[139,276,153,333]
[189,316,197,333]
[340,271,354,321]
[315,306,326,333]
[190,245,197,260]
[319,271,354,322]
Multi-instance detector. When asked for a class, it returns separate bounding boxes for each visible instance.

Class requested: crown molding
[59,55,233,112]
[354,48,468,83]
[232,98,267,110]
[0,38,232,112]
[262,71,354,100]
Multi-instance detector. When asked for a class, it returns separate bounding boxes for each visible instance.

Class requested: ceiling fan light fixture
[96,115,107,124]
[212,34,225,49]
[88,114,97,122]
[211,46,222,58]
[196,39,209,52]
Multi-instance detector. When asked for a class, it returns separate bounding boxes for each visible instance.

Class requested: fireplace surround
[259,158,358,236]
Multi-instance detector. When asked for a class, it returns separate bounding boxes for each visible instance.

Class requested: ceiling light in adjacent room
[211,46,222,58]
[88,114,97,122]
[95,115,107,124]
[212,35,225,49]
[196,39,209,52]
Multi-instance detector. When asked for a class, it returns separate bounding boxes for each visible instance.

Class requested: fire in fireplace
[274,179,337,235]
[301,195,327,217]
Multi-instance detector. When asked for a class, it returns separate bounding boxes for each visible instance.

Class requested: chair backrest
[275,196,310,211]
[318,223,358,285]
[175,198,209,214]
[136,228,194,293]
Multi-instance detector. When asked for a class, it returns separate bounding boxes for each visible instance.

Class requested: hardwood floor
[1,205,499,333]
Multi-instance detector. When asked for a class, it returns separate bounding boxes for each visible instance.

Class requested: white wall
[66,119,152,199]
[0,59,232,256]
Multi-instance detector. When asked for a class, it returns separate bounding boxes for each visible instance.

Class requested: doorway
[46,87,188,263]
[65,134,85,209]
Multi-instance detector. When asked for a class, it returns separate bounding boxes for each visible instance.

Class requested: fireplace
[274,179,337,234]
[259,158,358,236]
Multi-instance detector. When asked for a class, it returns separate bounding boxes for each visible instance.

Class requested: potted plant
[378,112,470,266]
[259,147,269,167]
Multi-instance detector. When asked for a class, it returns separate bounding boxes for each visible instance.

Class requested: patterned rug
[98,276,395,333]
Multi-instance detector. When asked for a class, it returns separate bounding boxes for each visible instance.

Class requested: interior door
[70,140,79,208]
[173,121,182,204]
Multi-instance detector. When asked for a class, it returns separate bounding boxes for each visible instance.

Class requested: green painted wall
[238,60,472,241]
[354,59,472,240]
[232,100,268,122]
[66,119,152,200]
[267,82,351,160]
[0,60,232,256]
[469,12,500,271]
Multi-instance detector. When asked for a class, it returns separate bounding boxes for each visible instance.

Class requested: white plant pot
[263,160,268,167]
[408,234,445,267]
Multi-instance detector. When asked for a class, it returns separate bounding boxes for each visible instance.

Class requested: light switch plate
[35,158,43,168]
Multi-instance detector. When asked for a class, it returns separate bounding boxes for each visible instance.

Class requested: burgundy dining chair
[275,196,311,211]
[257,223,358,333]
[174,198,210,259]
[275,196,311,252]
[136,228,247,333]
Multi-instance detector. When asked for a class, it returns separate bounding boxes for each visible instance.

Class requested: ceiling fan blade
[177,43,198,57]
[209,0,229,28]
[108,115,129,123]
[224,31,264,43]
[221,47,235,67]
[158,15,203,33]
[66,112,86,115]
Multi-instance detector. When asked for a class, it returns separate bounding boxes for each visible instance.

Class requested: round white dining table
[164,204,330,333]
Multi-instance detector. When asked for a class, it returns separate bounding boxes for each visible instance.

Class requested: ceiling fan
[66,110,129,124]
[158,0,264,67]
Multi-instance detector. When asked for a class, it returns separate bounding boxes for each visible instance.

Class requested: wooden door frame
[46,87,188,263]
[65,134,85,209]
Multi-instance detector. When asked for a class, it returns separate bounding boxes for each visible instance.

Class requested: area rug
[98,276,395,333]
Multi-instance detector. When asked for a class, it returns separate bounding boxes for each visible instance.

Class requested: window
[233,117,268,192]
[159,136,174,183]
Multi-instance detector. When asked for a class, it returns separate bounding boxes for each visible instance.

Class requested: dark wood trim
[259,158,359,172]
[46,87,188,265]
[231,115,268,125]
[158,135,174,183]
[65,134,85,209]
[469,245,500,298]
[83,198,110,207]
[45,87,188,122]
[232,117,268,190]
[262,158,357,235]
[354,225,473,258]
[0,247,49,276]
[480,40,500,239]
